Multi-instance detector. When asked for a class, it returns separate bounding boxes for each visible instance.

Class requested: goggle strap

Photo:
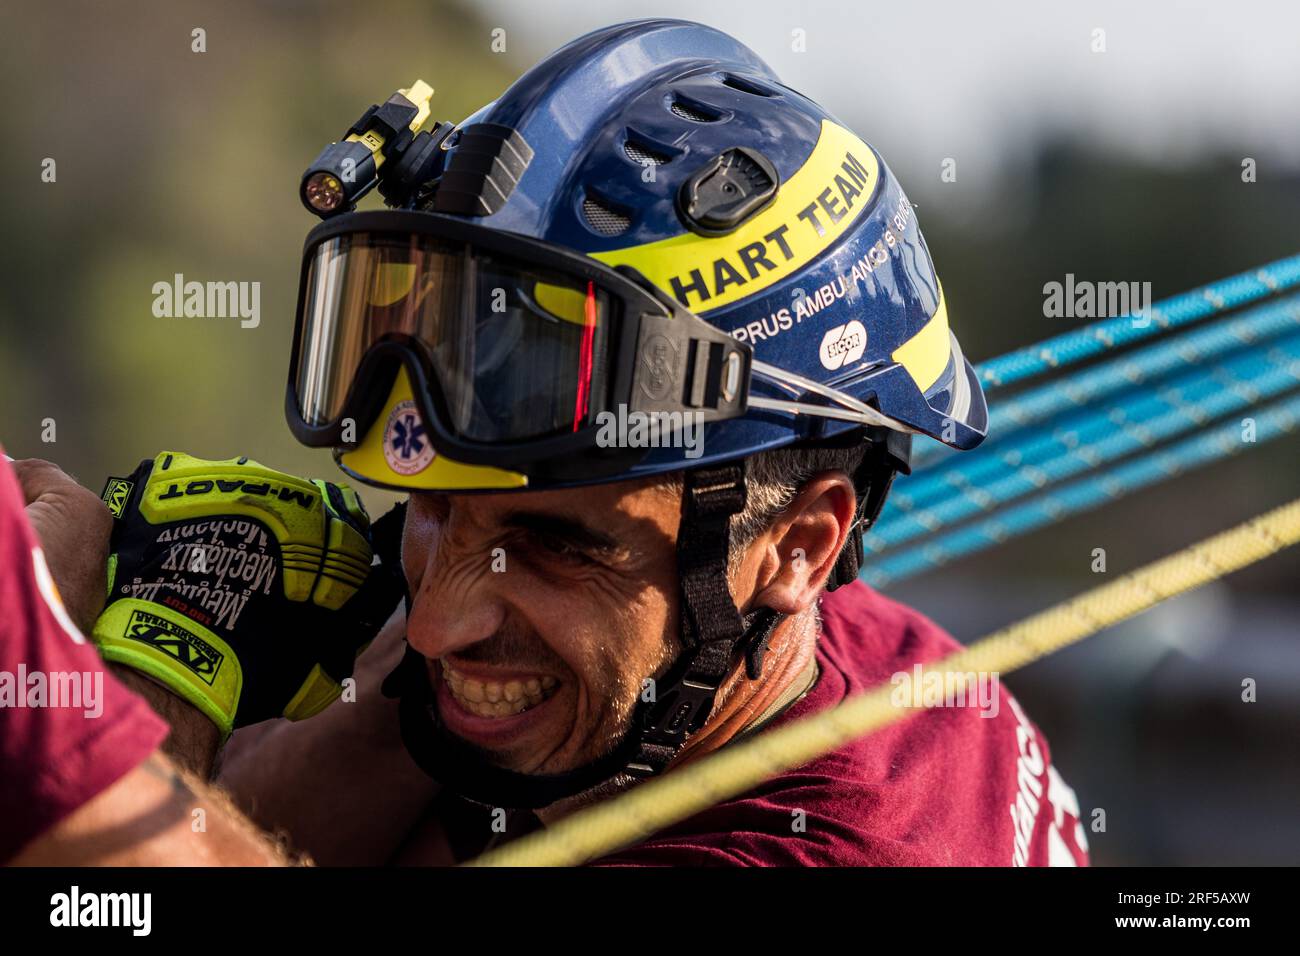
[750,359,918,434]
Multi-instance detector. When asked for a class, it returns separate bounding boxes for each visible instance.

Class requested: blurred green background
[2,0,1297,864]
[0,0,519,508]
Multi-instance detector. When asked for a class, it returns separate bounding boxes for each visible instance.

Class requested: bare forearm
[10,752,298,866]
[112,666,221,779]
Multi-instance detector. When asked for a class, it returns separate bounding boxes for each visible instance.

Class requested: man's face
[401,480,683,775]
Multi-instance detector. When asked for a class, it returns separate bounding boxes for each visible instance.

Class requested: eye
[536,532,584,559]
[529,530,599,567]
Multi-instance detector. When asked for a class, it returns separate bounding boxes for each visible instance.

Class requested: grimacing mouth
[440,658,561,718]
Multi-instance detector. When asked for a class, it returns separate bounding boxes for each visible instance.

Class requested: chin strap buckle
[624,463,754,778]
[626,648,729,778]
[626,605,784,778]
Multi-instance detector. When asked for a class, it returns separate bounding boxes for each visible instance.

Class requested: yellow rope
[469,496,1300,867]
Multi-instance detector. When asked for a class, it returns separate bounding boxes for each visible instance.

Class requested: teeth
[440,660,558,719]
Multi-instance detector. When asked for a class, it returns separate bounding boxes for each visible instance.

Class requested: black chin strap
[625,463,767,776]
[381,462,783,809]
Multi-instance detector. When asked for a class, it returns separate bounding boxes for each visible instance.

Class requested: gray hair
[655,442,867,570]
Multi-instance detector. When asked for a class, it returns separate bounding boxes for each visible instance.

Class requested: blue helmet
[291,18,986,494]
[289,19,989,808]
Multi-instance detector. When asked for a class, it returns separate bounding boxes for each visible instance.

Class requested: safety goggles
[286,211,918,478]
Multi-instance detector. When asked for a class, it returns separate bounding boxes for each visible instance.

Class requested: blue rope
[860,392,1300,588]
[868,336,1300,553]
[880,325,1300,528]
[987,294,1300,436]
[910,254,1300,470]
[975,253,1300,391]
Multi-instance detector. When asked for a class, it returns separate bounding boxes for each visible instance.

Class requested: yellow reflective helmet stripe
[591,120,880,313]
[891,284,953,392]
[338,367,529,490]
[370,263,418,306]
[531,281,595,325]
[371,270,594,321]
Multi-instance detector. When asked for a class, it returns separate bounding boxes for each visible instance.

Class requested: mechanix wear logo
[101,478,134,518]
[123,609,223,684]
[153,478,317,512]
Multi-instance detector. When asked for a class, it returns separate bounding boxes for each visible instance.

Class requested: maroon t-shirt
[598,581,1090,866]
[0,452,168,860]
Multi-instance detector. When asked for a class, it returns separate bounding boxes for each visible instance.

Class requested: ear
[747,472,856,616]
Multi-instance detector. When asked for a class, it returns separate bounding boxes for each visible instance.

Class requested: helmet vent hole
[720,74,776,97]
[625,140,671,166]
[669,98,719,123]
[582,196,632,236]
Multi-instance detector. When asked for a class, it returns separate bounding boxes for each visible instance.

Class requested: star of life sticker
[383,400,436,475]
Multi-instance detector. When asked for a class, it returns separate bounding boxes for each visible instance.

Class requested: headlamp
[299,80,439,217]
